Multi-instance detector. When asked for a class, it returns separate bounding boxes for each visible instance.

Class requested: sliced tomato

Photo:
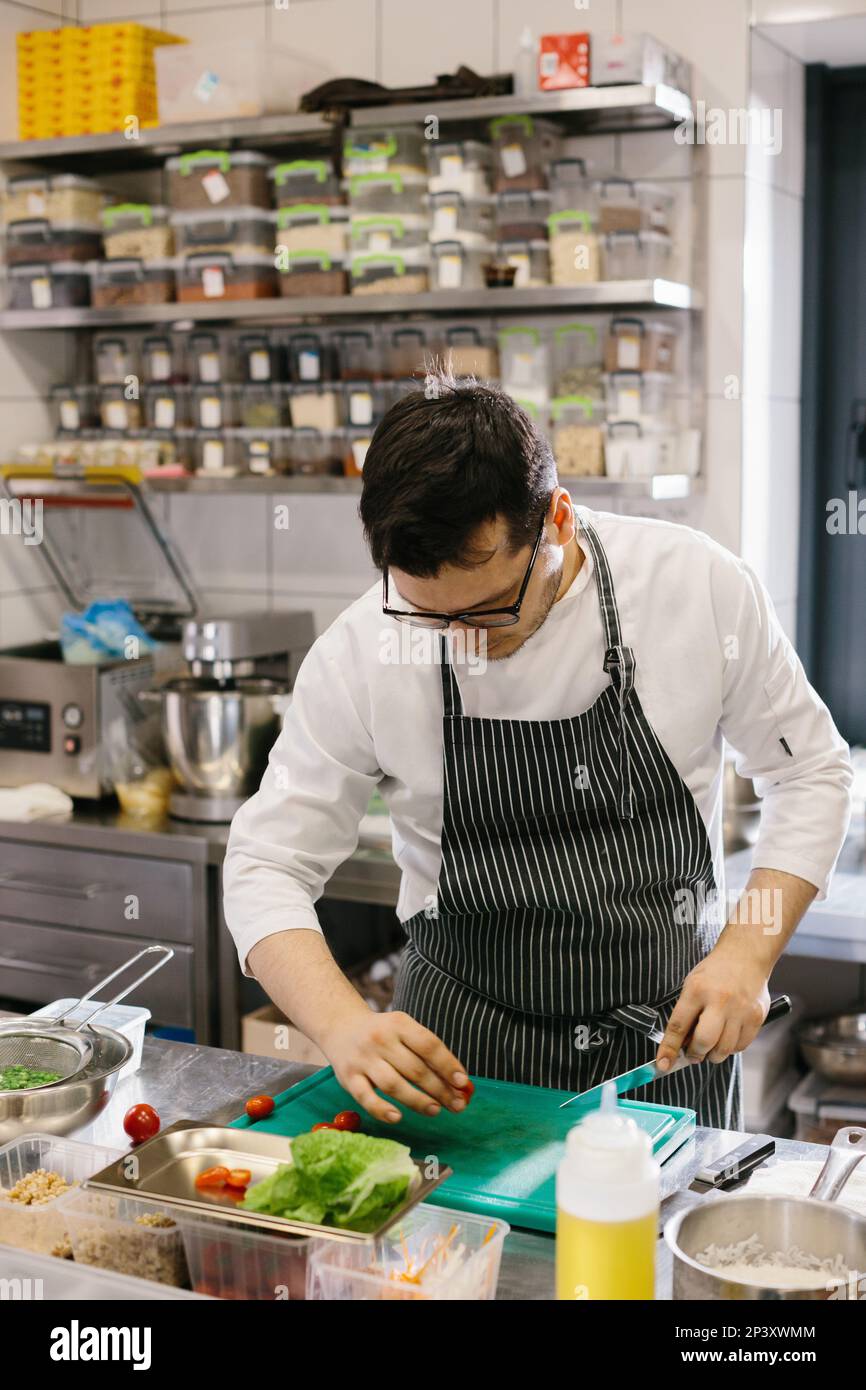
[195,1165,231,1190]
[245,1094,275,1121]
[226,1168,251,1189]
[123,1103,160,1145]
[332,1110,361,1132]
[312,1121,338,1131]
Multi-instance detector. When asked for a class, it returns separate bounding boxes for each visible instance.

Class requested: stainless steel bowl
[797,1013,866,1085]
[0,1025,132,1144]
[142,677,286,800]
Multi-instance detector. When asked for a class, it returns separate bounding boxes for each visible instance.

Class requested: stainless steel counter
[70,1035,831,1301]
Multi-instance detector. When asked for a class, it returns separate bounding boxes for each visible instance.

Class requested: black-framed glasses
[382,517,546,630]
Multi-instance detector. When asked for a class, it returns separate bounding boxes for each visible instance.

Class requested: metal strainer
[0,944,173,1091]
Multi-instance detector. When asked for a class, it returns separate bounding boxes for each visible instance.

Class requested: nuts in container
[63,1191,190,1288]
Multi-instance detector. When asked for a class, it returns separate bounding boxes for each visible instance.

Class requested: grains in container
[102,204,173,261]
[548,211,601,285]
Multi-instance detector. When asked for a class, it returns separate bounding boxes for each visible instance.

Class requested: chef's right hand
[325,1009,471,1124]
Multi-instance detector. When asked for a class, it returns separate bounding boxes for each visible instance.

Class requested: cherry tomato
[123,1103,160,1145]
[226,1168,251,1189]
[245,1094,275,1121]
[332,1110,362,1132]
[312,1121,338,1131]
[457,1079,475,1104]
[195,1165,230,1190]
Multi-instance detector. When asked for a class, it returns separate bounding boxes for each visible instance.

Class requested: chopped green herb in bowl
[0,1066,62,1092]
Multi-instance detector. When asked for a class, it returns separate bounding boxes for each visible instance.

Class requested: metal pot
[141,676,287,801]
[797,1012,866,1085]
[665,1126,866,1300]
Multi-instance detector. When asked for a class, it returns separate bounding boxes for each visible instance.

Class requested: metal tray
[84,1120,451,1243]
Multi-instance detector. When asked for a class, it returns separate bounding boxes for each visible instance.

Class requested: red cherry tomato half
[332,1110,362,1132]
[457,1079,475,1104]
[245,1094,275,1121]
[195,1165,230,1190]
[226,1168,252,1189]
[312,1121,338,1131]
[123,1103,160,1145]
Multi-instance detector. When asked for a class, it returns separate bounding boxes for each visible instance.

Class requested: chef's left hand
[655,945,771,1070]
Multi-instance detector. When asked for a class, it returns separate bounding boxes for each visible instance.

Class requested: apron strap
[580,512,636,820]
[576,991,679,1051]
[439,633,464,719]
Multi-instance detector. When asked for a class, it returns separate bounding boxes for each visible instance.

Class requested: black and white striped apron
[393,513,741,1129]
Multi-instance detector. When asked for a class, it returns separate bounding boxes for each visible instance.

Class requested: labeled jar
[234,427,293,476]
[6,261,90,310]
[347,172,428,219]
[143,384,191,431]
[51,384,99,433]
[239,332,284,384]
[240,383,286,429]
[277,250,348,298]
[553,321,604,397]
[3,219,102,266]
[495,189,551,242]
[489,115,560,193]
[288,384,342,432]
[432,239,493,291]
[550,395,606,477]
[176,253,277,302]
[191,384,240,429]
[189,332,227,384]
[497,238,550,287]
[270,158,343,210]
[548,210,601,285]
[351,249,429,296]
[166,150,272,212]
[343,129,426,177]
[334,329,379,382]
[426,139,493,197]
[95,335,137,386]
[428,193,494,247]
[89,257,176,308]
[172,207,275,258]
[192,429,239,476]
[342,380,386,428]
[102,203,173,260]
[275,204,348,259]
[142,335,178,384]
[350,214,429,255]
[288,331,330,383]
[602,230,672,281]
[99,385,142,431]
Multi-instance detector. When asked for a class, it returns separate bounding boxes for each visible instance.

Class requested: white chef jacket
[224,510,852,973]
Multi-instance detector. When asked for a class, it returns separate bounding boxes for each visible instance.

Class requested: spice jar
[350,214,430,255]
[599,179,673,235]
[342,381,385,429]
[350,249,429,296]
[496,239,550,287]
[102,204,173,261]
[549,159,599,218]
[498,325,551,408]
[494,190,551,243]
[166,150,272,212]
[604,317,677,374]
[343,427,373,477]
[192,429,239,476]
[47,175,104,225]
[426,139,493,197]
[2,176,50,223]
[550,395,606,477]
[234,427,293,476]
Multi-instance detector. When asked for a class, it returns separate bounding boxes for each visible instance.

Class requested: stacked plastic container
[168,150,277,305]
[346,130,431,296]
[2,175,104,310]
[426,139,496,293]
[273,157,350,298]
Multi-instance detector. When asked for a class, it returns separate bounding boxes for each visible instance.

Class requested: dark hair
[359,372,557,577]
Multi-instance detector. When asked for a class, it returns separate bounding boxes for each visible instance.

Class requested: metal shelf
[0,281,702,332]
[145,472,699,498]
[0,86,691,169]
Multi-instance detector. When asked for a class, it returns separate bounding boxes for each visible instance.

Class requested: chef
[224,377,851,1128]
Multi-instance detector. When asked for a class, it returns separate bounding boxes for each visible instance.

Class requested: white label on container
[617,334,642,371]
[433,204,458,238]
[298,349,320,382]
[59,399,80,431]
[617,386,642,418]
[249,440,271,474]
[199,395,222,429]
[105,400,128,430]
[154,396,176,430]
[369,231,392,254]
[250,349,270,382]
[440,154,464,179]
[202,439,224,472]
[349,157,386,176]
[349,391,373,426]
[500,142,527,179]
[202,169,230,205]
[352,438,370,472]
[193,69,219,104]
[31,277,52,309]
[199,351,220,383]
[27,191,47,216]
[201,266,225,299]
[437,253,462,290]
[149,349,172,381]
[507,251,530,287]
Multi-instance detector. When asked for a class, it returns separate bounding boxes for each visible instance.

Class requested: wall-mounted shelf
[0,86,692,171]
[144,472,698,499]
[0,281,702,332]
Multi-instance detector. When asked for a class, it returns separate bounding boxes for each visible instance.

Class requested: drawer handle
[0,873,106,901]
[0,952,103,980]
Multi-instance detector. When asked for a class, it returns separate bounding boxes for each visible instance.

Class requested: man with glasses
[225,376,850,1129]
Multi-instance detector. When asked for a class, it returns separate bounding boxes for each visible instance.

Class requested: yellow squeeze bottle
[556,1082,659,1300]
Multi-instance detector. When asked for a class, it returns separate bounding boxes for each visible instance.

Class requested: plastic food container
[102,203,173,261]
[142,334,178,384]
[385,328,429,380]
[604,421,679,480]
[239,332,284,384]
[342,380,386,428]
[549,158,599,218]
[602,230,672,281]
[497,239,550,288]
[234,426,293,476]
[604,317,677,373]
[3,219,101,266]
[0,1242,211,1301]
[6,261,89,310]
[552,321,604,397]
[271,158,343,209]
[348,172,428,220]
[47,175,104,226]
[350,214,429,254]
[288,427,346,477]
[343,128,426,177]
[50,384,99,433]
[551,395,606,477]
[100,385,143,431]
[277,251,348,298]
[192,429,239,476]
[63,1191,190,1288]
[343,427,373,477]
[181,1211,311,1299]
[0,1134,123,1257]
[275,204,348,259]
[95,334,138,385]
[428,193,494,247]
[489,115,560,193]
[599,178,673,235]
[604,370,672,424]
[172,208,275,258]
[495,190,552,243]
[289,331,331,383]
[166,149,272,212]
[192,383,240,429]
[439,325,499,380]
[2,176,50,224]
[498,325,550,408]
[241,383,286,428]
[176,252,277,302]
[427,139,493,197]
[189,331,227,384]
[334,329,379,381]
[307,1204,509,1301]
[288,384,342,431]
[351,248,429,296]
[89,257,176,308]
[431,239,493,291]
[143,383,191,431]
[548,210,601,285]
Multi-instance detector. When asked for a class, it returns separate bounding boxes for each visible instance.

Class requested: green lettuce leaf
[241,1130,417,1231]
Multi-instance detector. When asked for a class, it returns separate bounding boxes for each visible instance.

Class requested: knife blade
[558,993,792,1110]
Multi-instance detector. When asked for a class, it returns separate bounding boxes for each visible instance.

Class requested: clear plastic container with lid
[95,334,138,385]
[549,158,599,218]
[288,383,342,431]
[350,248,429,296]
[426,139,493,197]
[428,192,494,246]
[102,203,173,260]
[3,219,102,265]
[498,325,550,408]
[180,1207,309,1298]
[342,380,386,428]
[239,332,284,384]
[288,426,345,476]
[497,239,550,288]
[550,395,606,477]
[604,317,677,373]
[142,334,178,384]
[166,149,272,212]
[343,426,373,477]
[0,1134,123,1257]
[553,321,604,397]
[89,257,176,308]
[192,383,240,429]
[176,252,277,302]
[51,383,99,433]
[47,175,104,226]
[2,175,50,224]
[6,261,90,310]
[348,172,428,219]
[99,384,142,431]
[275,204,348,259]
[62,1191,189,1288]
[489,115,560,193]
[604,421,678,480]
[192,429,240,476]
[240,382,286,429]
[334,328,380,381]
[386,326,429,380]
[350,214,429,254]
[172,207,275,258]
[548,210,601,285]
[439,324,499,380]
[431,239,493,291]
[604,370,672,424]
[143,383,191,431]
[234,426,293,477]
[343,128,426,177]
[599,178,674,235]
[189,331,227,384]
[277,251,347,298]
[288,331,331,383]
[270,157,343,209]
[602,230,672,282]
[495,189,551,242]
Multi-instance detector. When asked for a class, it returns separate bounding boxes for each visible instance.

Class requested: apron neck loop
[580,512,636,821]
[439,633,464,719]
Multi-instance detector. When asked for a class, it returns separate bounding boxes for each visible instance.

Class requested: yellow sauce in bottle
[556,1208,657,1300]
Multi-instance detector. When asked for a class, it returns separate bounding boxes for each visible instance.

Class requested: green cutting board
[231,1068,695,1234]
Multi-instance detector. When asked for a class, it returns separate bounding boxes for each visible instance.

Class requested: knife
[558,994,792,1110]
